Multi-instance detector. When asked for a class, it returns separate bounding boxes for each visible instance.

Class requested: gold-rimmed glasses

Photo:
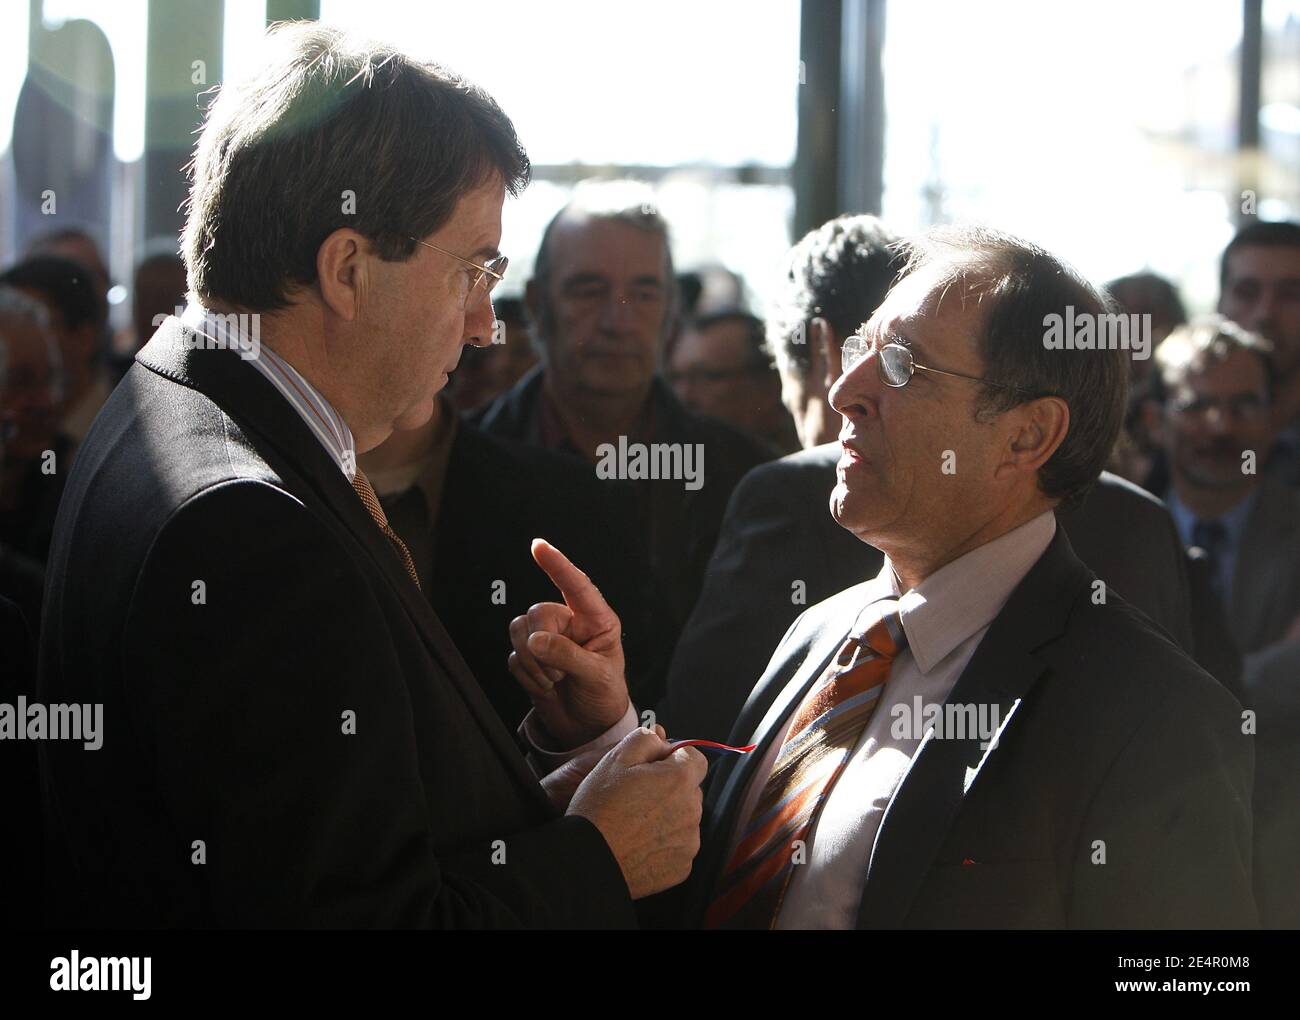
[408,236,507,310]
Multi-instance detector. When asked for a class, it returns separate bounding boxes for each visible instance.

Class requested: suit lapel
[136,320,554,812]
[855,527,1091,928]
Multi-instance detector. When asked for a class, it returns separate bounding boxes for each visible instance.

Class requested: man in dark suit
[37,23,705,929]
[508,225,1257,928]
[657,214,1235,742]
[472,181,772,682]
[1149,315,1300,927]
[659,452,1219,743]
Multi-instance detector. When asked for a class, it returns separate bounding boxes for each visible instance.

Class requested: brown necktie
[351,468,421,589]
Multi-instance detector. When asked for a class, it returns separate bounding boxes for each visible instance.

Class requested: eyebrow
[884,325,923,358]
[561,271,609,288]
[561,271,664,285]
[468,245,502,262]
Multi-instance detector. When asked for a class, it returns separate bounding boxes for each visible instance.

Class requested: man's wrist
[520,700,638,772]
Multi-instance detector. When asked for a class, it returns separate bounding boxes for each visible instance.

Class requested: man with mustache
[1150,315,1300,928]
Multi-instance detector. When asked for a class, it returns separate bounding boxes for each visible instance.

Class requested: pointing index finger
[530,538,611,619]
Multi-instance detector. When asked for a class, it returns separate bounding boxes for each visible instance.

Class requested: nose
[1247,293,1278,335]
[464,293,497,349]
[828,348,883,421]
[1202,403,1234,435]
[596,291,636,333]
[672,376,701,410]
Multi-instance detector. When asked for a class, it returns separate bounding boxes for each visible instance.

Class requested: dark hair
[1105,271,1187,328]
[1220,220,1300,292]
[182,22,530,311]
[691,309,770,369]
[0,255,103,331]
[897,225,1127,511]
[768,214,902,378]
[1149,314,1276,405]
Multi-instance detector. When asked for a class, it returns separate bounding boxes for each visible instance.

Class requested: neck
[359,397,444,473]
[883,497,1052,592]
[543,373,652,462]
[209,298,387,453]
[1172,476,1254,520]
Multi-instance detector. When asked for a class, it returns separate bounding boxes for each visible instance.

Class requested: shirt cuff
[519,703,640,774]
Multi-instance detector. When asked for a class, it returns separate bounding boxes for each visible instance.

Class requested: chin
[393,396,436,432]
[831,477,895,538]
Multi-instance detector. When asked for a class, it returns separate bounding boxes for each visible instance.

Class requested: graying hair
[894,225,1127,511]
[182,21,530,311]
[530,178,678,348]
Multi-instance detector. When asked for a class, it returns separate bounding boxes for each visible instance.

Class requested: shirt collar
[872,509,1058,674]
[180,302,357,481]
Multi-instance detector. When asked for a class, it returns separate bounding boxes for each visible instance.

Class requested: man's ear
[810,317,841,392]
[315,228,369,322]
[999,395,1070,479]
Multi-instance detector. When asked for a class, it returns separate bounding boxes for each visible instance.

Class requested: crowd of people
[1,21,1296,930]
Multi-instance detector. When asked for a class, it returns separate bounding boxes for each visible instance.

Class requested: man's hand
[508,539,631,748]
[567,726,707,900]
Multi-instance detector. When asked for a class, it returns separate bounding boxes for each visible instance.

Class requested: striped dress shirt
[180,303,356,481]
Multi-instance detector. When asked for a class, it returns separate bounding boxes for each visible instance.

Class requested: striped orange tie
[704,598,907,929]
[351,468,422,590]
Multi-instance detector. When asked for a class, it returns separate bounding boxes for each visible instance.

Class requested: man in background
[1217,220,1300,486]
[667,309,799,454]
[25,229,113,449]
[1150,314,1300,927]
[475,180,771,676]
[0,284,62,608]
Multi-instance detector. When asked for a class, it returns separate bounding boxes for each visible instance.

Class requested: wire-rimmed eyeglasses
[408,236,507,310]
[841,330,1035,396]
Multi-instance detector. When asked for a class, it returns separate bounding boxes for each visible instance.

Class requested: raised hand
[508,539,632,748]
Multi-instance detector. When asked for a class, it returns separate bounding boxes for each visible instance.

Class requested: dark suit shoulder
[1062,581,1235,706]
[71,364,287,525]
[732,442,838,502]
